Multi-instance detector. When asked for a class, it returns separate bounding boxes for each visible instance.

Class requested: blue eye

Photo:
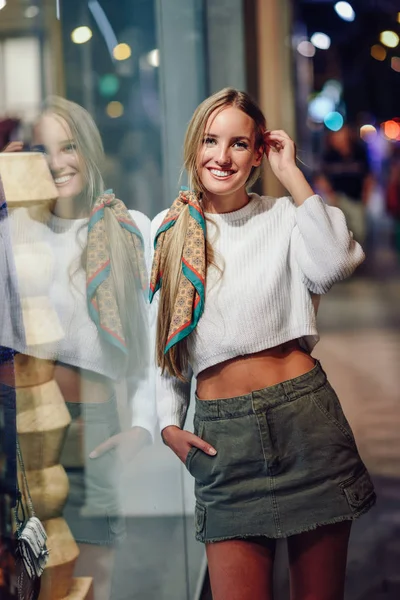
[204,137,217,145]
[234,141,249,149]
[31,144,47,154]
[62,143,77,153]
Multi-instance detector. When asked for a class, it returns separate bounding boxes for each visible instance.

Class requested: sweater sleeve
[291,194,365,294]
[126,210,157,438]
[156,366,193,432]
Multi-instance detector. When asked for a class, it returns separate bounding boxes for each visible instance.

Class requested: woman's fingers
[2,141,24,153]
[188,432,217,456]
[267,129,292,140]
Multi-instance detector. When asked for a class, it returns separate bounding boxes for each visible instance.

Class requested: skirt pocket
[340,469,376,515]
[185,420,205,475]
[311,382,357,449]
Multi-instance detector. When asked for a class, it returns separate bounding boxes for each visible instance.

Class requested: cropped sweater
[152,193,365,431]
[2,206,155,435]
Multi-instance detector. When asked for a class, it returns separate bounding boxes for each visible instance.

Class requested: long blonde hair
[41,96,148,376]
[157,88,266,380]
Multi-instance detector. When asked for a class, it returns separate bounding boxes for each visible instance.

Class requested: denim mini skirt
[186,361,376,543]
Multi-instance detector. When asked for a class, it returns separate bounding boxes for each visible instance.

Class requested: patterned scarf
[86,190,147,354]
[149,189,206,353]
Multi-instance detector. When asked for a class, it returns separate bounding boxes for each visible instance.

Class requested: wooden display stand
[15,355,93,600]
[1,151,94,599]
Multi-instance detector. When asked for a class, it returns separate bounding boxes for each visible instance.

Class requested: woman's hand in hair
[89,426,152,463]
[264,130,314,205]
[161,425,217,464]
[264,130,297,178]
[2,141,24,152]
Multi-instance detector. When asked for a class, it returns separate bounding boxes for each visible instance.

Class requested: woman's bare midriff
[54,363,114,404]
[196,339,315,400]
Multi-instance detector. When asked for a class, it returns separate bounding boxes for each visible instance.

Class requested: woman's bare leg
[206,537,276,600]
[288,521,352,600]
[75,543,115,600]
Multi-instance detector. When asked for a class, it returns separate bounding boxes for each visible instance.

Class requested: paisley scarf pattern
[86,190,146,354]
[149,190,206,353]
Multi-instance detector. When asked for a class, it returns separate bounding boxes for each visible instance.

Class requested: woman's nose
[48,151,66,173]
[215,146,231,166]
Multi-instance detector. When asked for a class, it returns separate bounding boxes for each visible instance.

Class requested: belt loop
[282,380,292,401]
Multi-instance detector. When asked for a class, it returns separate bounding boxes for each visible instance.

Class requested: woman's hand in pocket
[162,425,217,464]
[89,426,152,463]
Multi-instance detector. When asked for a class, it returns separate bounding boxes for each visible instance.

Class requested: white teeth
[54,175,73,184]
[210,169,232,177]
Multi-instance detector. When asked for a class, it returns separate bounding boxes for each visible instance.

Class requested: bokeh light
[391,57,400,73]
[311,32,331,50]
[297,41,316,58]
[360,125,377,140]
[334,2,355,22]
[382,120,400,140]
[308,95,335,123]
[113,43,132,61]
[71,26,93,45]
[379,31,399,49]
[147,49,160,67]
[324,112,344,131]
[0,1,6,11]
[25,5,40,18]
[106,101,124,118]
[371,44,387,61]
[322,79,342,103]
[99,74,120,97]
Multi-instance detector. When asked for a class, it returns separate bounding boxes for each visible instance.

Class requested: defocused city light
[382,120,400,140]
[311,32,331,50]
[391,57,400,73]
[297,41,316,57]
[99,74,120,97]
[71,26,93,44]
[324,112,344,131]
[147,49,160,67]
[308,95,335,123]
[398,12,400,24]
[113,43,132,61]
[371,44,387,61]
[379,31,399,48]
[106,101,124,118]
[25,5,39,18]
[360,124,377,140]
[334,2,355,22]
[322,79,342,103]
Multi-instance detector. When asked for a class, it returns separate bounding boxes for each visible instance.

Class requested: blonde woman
[6,97,154,600]
[150,89,375,600]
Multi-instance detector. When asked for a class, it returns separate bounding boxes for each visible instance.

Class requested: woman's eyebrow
[204,133,251,142]
[231,136,251,143]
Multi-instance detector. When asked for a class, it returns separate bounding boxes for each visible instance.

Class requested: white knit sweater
[152,193,365,431]
[2,206,155,434]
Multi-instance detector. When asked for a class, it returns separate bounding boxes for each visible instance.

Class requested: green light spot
[99,74,120,97]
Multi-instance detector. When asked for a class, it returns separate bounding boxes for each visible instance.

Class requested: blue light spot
[324,112,344,131]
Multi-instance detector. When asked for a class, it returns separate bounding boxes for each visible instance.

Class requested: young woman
[5,97,155,600]
[150,89,376,600]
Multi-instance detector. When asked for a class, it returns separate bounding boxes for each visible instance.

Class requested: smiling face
[33,113,85,201]
[196,106,263,204]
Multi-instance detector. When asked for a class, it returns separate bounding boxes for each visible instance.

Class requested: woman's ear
[252,144,264,167]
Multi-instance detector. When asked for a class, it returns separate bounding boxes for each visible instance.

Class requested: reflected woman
[8,97,155,600]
